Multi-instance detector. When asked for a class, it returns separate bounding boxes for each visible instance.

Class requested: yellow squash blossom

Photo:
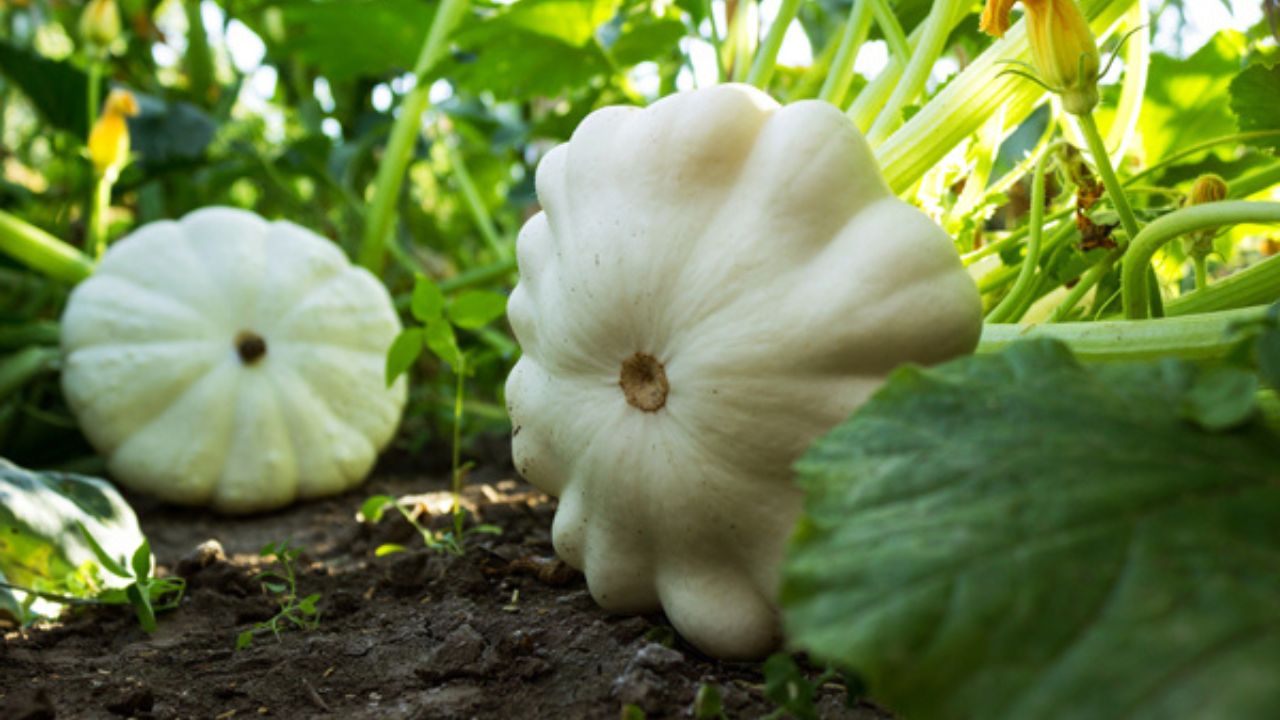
[88,90,139,177]
[981,0,1100,115]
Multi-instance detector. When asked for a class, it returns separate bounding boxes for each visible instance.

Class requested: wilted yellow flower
[79,0,122,50]
[981,0,1100,115]
[88,90,139,176]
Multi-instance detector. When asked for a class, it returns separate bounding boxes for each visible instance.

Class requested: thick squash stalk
[875,0,1138,195]
[360,0,471,272]
[0,211,94,285]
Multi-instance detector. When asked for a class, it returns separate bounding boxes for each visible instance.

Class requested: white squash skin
[60,207,407,514]
[506,84,982,659]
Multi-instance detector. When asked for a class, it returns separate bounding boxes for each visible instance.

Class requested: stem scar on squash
[619,352,668,412]
[235,330,268,365]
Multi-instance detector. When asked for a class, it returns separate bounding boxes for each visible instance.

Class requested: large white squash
[60,207,407,513]
[506,84,983,659]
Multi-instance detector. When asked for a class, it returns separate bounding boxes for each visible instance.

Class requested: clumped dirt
[0,462,888,719]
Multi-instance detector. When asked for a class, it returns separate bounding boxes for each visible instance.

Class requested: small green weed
[235,541,320,650]
[78,522,185,633]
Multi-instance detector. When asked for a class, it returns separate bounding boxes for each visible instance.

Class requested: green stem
[1122,201,1280,319]
[1193,255,1207,290]
[0,321,61,349]
[1078,111,1140,241]
[359,0,470,273]
[1228,160,1280,200]
[0,210,95,284]
[0,581,104,607]
[949,107,1028,238]
[745,0,801,88]
[817,0,874,106]
[727,0,757,83]
[868,0,911,63]
[875,0,1138,195]
[1122,132,1280,188]
[443,140,506,258]
[787,32,839,101]
[450,353,466,543]
[979,305,1271,361]
[86,57,104,136]
[1048,247,1122,321]
[0,346,59,400]
[183,0,214,105]
[1166,253,1280,317]
[1103,1,1148,159]
[439,257,517,293]
[963,208,1073,266]
[702,0,725,82]
[977,219,1076,294]
[87,170,114,259]
[988,150,1053,322]
[865,0,961,145]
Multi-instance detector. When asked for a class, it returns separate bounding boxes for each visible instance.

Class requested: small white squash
[60,207,407,513]
[505,84,982,659]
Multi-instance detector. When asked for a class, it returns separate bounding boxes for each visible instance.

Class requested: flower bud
[1185,174,1229,260]
[981,0,1101,115]
[79,0,122,50]
[88,89,139,176]
[1188,174,1228,207]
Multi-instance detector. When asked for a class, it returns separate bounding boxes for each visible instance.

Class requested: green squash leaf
[0,41,104,139]
[499,0,620,47]
[1141,32,1246,167]
[411,275,446,323]
[1258,327,1280,389]
[385,328,424,386]
[602,7,688,66]
[424,321,462,371]
[127,94,218,169]
[446,290,507,329]
[782,340,1280,720]
[1180,365,1260,431]
[254,0,436,82]
[448,0,615,101]
[0,459,147,622]
[1230,62,1280,154]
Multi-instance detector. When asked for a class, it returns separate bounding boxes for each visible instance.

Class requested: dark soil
[0,463,889,719]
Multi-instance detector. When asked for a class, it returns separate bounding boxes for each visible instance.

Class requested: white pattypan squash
[60,207,407,514]
[505,84,982,659]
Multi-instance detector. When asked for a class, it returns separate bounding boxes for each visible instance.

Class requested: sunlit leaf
[1229,62,1280,153]
[0,460,146,622]
[1140,32,1246,166]
[411,275,446,323]
[424,321,462,371]
[449,1,615,100]
[255,0,435,81]
[446,290,507,329]
[601,7,688,66]
[385,328,424,386]
[359,495,397,523]
[502,0,620,46]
